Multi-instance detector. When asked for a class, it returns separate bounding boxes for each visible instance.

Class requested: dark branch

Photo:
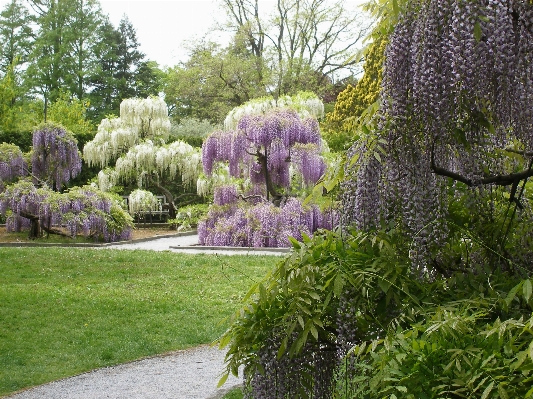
[431,144,533,187]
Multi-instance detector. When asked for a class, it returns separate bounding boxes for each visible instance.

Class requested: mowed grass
[0,248,276,396]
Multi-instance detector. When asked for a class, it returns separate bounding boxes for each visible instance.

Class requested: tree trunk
[148,178,177,219]
[20,211,41,239]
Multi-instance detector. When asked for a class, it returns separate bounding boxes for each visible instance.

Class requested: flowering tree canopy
[31,123,82,191]
[223,91,325,131]
[344,0,533,272]
[203,108,326,203]
[85,97,202,219]
[83,97,171,168]
[0,181,133,241]
[0,143,26,189]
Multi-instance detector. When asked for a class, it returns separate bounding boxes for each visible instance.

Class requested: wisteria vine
[32,123,82,191]
[343,0,533,273]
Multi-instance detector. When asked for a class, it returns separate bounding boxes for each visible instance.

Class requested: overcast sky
[101,0,229,68]
[0,0,368,69]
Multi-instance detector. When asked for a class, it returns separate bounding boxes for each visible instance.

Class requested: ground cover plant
[0,248,275,396]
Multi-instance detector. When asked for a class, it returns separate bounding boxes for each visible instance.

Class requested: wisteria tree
[344,0,533,274]
[199,94,340,247]
[0,123,134,240]
[0,181,133,241]
[203,108,326,204]
[84,97,203,218]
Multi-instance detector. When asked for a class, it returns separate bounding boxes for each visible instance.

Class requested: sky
[100,0,229,68]
[0,0,369,69]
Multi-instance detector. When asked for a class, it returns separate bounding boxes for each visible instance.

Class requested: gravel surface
[5,345,241,399]
[106,233,288,256]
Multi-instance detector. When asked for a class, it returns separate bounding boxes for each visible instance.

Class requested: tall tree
[87,16,158,120]
[222,0,370,97]
[87,19,121,121]
[163,40,266,124]
[26,0,74,115]
[0,0,33,74]
[114,16,145,101]
[62,0,104,100]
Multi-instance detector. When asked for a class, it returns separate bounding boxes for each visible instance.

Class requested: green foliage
[163,40,266,124]
[47,90,95,149]
[169,117,217,148]
[221,387,244,399]
[168,203,209,231]
[219,226,533,398]
[0,129,32,152]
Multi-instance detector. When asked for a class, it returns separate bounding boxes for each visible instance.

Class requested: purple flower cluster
[245,332,336,399]
[238,109,320,148]
[0,143,26,186]
[343,0,533,273]
[0,182,132,242]
[213,184,239,206]
[292,144,327,186]
[203,108,324,194]
[32,124,82,191]
[198,197,339,248]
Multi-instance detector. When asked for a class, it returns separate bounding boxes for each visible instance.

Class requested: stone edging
[170,244,291,253]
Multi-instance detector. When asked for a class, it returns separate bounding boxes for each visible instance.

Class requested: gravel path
[5,345,241,399]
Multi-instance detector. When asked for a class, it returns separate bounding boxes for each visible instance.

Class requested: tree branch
[431,144,533,187]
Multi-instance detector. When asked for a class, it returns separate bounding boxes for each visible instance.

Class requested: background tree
[163,39,266,125]
[221,0,371,97]
[0,0,32,75]
[62,0,104,100]
[26,0,76,116]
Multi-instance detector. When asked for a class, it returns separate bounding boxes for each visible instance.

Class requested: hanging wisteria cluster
[244,333,336,399]
[127,189,160,215]
[223,91,325,131]
[0,181,133,242]
[343,0,533,272]
[84,97,171,168]
[110,139,202,190]
[32,123,82,191]
[0,143,26,189]
[203,109,326,201]
[198,195,339,248]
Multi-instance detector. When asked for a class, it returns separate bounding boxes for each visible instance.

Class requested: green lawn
[0,248,276,396]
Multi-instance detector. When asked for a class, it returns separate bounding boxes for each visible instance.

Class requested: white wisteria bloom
[128,189,160,215]
[97,169,118,192]
[113,140,202,189]
[83,97,171,168]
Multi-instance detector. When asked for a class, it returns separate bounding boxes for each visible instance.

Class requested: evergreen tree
[115,16,145,102]
[0,0,33,74]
